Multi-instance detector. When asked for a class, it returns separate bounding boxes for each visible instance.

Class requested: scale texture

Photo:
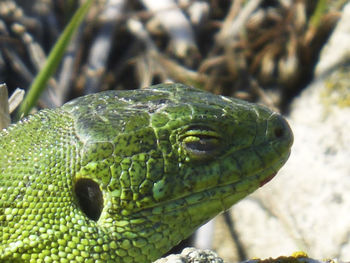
[0,83,293,262]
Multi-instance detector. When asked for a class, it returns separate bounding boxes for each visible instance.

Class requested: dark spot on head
[157,99,169,104]
[74,178,103,221]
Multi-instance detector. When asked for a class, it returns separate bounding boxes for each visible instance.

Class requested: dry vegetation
[0,0,345,113]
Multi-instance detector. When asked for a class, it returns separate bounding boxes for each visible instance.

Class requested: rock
[154,248,224,263]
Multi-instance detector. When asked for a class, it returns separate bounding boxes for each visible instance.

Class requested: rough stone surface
[154,248,224,263]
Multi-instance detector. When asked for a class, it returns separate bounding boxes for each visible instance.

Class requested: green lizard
[0,83,293,262]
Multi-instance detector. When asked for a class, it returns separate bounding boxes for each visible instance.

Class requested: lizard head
[66,83,293,261]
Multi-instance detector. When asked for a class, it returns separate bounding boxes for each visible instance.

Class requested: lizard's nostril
[74,178,103,221]
[274,126,284,138]
[267,113,293,146]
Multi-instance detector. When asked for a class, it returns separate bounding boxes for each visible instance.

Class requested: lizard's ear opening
[74,178,103,221]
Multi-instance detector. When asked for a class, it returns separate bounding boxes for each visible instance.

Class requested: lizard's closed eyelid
[180,125,222,160]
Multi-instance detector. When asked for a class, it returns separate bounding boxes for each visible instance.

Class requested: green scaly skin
[0,83,293,262]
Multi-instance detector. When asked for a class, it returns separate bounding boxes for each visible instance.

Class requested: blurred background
[0,0,344,112]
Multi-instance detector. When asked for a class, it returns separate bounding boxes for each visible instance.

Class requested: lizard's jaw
[133,145,290,224]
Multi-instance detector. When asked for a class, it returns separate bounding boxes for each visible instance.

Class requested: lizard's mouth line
[136,149,290,216]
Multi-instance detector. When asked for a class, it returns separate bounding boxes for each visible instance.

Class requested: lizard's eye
[180,125,221,160]
[74,178,103,221]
